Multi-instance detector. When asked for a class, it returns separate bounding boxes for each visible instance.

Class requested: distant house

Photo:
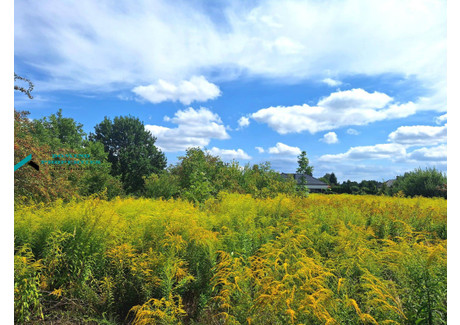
[281,173,330,192]
[384,179,396,187]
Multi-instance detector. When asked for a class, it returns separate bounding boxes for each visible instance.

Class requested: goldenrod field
[14,193,447,324]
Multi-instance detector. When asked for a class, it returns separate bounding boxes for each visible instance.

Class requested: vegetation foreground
[15,193,446,324]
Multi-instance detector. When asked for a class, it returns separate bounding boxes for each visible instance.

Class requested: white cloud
[251,88,416,134]
[314,162,407,183]
[388,124,447,147]
[15,0,446,111]
[319,143,407,162]
[407,144,446,162]
[321,132,339,144]
[268,156,299,173]
[322,78,342,87]
[132,76,221,105]
[255,146,265,153]
[319,121,448,166]
[117,94,134,101]
[268,142,301,156]
[208,147,252,160]
[145,107,229,152]
[237,116,250,128]
[14,93,51,108]
[271,37,305,55]
[318,88,392,109]
[435,113,447,125]
[347,128,360,135]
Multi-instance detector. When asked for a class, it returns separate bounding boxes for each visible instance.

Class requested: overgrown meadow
[15,193,446,324]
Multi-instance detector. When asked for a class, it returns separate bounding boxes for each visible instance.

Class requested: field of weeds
[14,193,447,324]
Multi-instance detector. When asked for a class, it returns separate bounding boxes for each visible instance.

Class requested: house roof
[385,179,396,187]
[280,173,329,186]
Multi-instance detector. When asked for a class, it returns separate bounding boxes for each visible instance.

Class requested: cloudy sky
[14,0,447,182]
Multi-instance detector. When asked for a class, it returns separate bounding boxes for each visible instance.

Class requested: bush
[391,167,447,198]
[144,172,181,200]
[14,110,80,204]
[167,148,298,202]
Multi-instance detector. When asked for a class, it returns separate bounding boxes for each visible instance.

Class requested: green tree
[14,110,79,203]
[32,109,86,149]
[77,140,125,199]
[172,147,217,202]
[14,77,82,203]
[296,151,313,194]
[241,162,297,198]
[329,172,338,185]
[90,116,167,194]
[28,108,124,199]
[335,180,360,194]
[358,180,380,195]
[296,151,313,177]
[391,167,447,198]
[319,173,337,186]
[168,148,297,201]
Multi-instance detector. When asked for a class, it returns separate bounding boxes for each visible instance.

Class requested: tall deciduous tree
[90,116,166,194]
[32,109,86,149]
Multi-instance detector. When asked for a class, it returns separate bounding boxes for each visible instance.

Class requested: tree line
[14,75,446,203]
[14,108,301,203]
[318,168,447,198]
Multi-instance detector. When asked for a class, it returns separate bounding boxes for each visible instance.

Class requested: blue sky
[14,0,447,182]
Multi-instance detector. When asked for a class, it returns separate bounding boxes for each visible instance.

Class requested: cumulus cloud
[347,128,360,135]
[207,147,252,160]
[237,116,250,129]
[268,156,299,172]
[255,146,265,153]
[319,124,447,164]
[251,88,416,134]
[435,113,447,125]
[388,124,447,147]
[145,107,229,152]
[320,132,339,144]
[322,78,342,87]
[314,162,406,183]
[268,142,301,156]
[132,76,221,105]
[318,88,392,109]
[319,143,407,162]
[407,144,446,162]
[15,0,446,111]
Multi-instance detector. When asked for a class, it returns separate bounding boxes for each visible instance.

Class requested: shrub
[144,172,181,199]
[391,167,447,198]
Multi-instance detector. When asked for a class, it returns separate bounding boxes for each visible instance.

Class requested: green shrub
[391,167,447,198]
[144,172,181,199]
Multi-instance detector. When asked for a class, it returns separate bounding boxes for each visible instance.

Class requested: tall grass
[14,193,446,324]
